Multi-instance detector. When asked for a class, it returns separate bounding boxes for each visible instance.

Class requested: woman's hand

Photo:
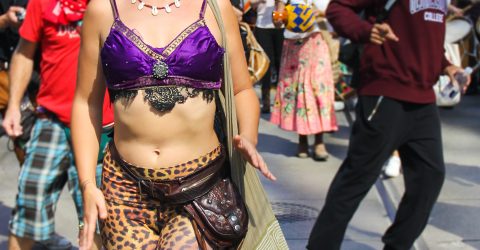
[273,0,286,28]
[234,135,276,181]
[79,184,107,250]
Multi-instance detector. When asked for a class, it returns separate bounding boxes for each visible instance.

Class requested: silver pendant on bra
[153,61,169,79]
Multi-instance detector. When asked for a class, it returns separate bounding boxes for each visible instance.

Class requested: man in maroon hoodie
[307,0,468,249]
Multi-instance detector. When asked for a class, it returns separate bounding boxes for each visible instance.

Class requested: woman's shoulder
[209,0,237,26]
[212,0,234,13]
[83,0,114,34]
[85,0,114,22]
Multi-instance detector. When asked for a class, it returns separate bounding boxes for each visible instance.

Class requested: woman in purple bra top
[70,0,276,248]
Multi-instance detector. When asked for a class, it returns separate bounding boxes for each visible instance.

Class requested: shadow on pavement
[346,225,384,240]
[258,132,349,160]
[258,133,297,157]
[0,201,11,236]
[0,201,11,249]
[323,143,348,161]
[341,239,378,250]
[429,201,480,250]
[446,163,480,187]
[330,124,352,141]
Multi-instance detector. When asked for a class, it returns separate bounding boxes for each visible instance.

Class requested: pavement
[0,94,479,250]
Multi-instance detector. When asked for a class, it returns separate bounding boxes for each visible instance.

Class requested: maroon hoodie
[327,0,451,103]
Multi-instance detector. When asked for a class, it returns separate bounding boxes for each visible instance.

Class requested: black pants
[308,96,445,250]
[254,27,284,92]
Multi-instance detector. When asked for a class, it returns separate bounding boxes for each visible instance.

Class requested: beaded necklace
[131,0,180,16]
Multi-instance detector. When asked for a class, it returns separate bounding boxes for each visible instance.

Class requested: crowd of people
[0,0,475,248]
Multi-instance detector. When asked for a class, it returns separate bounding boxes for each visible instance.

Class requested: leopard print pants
[100,144,223,250]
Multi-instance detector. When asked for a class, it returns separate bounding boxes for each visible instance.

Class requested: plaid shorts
[9,118,103,241]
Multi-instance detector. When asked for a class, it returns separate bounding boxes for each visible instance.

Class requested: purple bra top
[100,0,225,111]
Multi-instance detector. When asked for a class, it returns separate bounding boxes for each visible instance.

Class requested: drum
[476,17,480,37]
[445,17,473,44]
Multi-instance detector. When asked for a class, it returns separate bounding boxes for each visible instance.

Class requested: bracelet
[80,179,95,191]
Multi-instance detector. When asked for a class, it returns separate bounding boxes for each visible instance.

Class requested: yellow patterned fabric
[285,4,315,33]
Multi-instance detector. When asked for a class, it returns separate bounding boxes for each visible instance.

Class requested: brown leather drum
[0,70,9,110]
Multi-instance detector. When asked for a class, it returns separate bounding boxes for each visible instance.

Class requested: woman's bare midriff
[112,90,220,169]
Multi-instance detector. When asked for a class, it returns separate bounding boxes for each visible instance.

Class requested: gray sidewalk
[0,95,479,250]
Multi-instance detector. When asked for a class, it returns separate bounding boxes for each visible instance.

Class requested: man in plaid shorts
[1,0,114,248]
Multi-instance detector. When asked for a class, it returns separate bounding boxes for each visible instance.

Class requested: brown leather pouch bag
[184,176,248,249]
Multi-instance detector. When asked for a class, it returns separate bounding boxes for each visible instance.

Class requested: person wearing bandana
[2,0,113,249]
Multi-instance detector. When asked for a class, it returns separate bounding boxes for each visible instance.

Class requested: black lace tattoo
[109,86,215,112]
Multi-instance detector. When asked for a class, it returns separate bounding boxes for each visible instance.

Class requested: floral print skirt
[270,33,338,135]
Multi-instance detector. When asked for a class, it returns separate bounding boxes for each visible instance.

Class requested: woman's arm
[71,0,110,247]
[217,0,276,181]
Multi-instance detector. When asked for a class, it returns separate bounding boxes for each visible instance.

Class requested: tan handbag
[239,22,270,84]
[318,19,342,84]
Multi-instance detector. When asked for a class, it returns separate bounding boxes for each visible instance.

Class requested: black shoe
[297,143,309,158]
[261,105,271,114]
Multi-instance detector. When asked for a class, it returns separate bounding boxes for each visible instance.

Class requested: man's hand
[449,5,464,17]
[370,23,399,45]
[2,106,23,137]
[1,6,25,29]
[445,65,471,93]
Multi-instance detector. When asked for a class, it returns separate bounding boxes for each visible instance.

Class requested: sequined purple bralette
[100,0,224,112]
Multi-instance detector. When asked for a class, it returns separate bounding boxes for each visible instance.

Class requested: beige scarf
[208,0,289,249]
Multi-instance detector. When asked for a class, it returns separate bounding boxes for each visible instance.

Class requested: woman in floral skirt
[270,0,337,160]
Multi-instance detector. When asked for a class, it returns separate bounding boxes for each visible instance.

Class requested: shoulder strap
[207,0,230,153]
[199,0,208,19]
[109,0,120,19]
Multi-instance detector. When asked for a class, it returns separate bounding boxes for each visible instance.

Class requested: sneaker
[383,156,401,178]
[334,101,345,111]
[36,234,72,250]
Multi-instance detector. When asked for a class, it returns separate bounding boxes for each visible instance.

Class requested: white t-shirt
[316,0,330,12]
[256,0,276,29]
